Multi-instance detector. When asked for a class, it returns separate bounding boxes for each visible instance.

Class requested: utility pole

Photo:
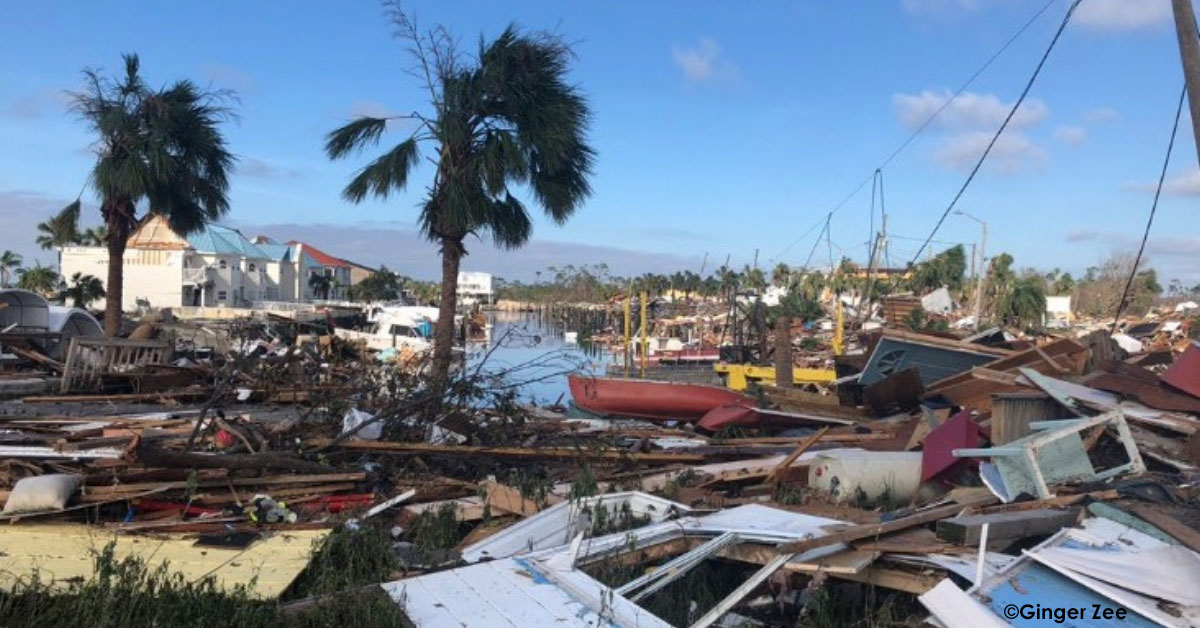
[1172,0,1200,164]
[973,221,988,329]
[956,211,987,329]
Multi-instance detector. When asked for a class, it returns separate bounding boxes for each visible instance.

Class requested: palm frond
[325,117,391,159]
[485,193,532,249]
[342,138,420,202]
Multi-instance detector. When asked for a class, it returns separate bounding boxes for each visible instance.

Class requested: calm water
[464,311,610,404]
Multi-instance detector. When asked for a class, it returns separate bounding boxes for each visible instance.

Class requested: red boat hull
[568,374,748,422]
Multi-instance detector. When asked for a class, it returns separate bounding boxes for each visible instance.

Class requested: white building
[1045,295,1072,329]
[60,215,304,310]
[287,241,352,301]
[456,271,494,305]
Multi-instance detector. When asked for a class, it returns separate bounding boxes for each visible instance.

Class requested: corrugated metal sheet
[1162,341,1200,400]
[460,492,690,563]
[1086,361,1200,413]
[970,517,1199,628]
[398,503,847,628]
[383,556,673,628]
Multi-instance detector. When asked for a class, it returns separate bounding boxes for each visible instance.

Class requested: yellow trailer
[714,363,836,391]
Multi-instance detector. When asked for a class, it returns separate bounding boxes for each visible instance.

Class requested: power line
[908,0,1081,265]
[770,0,1063,263]
[803,214,831,269]
[1110,85,1186,333]
[888,233,972,246]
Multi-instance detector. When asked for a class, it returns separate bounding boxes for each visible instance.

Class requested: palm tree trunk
[431,238,464,389]
[102,202,130,337]
[774,316,794,388]
[104,234,126,336]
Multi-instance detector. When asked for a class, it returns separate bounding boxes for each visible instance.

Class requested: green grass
[289,525,401,597]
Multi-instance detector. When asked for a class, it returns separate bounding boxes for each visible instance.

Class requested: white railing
[182,267,211,284]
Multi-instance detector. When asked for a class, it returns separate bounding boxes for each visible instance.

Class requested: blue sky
[1,0,1197,284]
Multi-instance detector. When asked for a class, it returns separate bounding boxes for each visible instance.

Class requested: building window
[217,291,227,301]
[218,260,227,269]
[248,263,256,272]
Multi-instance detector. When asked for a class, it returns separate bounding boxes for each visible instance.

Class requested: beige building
[60,215,300,310]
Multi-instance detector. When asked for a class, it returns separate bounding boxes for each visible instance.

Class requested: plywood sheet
[0,524,327,599]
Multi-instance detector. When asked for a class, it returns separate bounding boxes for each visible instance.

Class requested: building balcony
[182,267,213,285]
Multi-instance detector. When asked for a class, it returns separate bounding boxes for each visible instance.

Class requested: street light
[955,211,987,329]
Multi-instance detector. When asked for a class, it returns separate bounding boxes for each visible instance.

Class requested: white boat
[336,306,438,353]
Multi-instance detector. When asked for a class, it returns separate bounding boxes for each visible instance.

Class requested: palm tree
[743,266,767,293]
[1000,276,1046,330]
[61,272,106,308]
[70,54,235,335]
[308,273,332,300]
[17,263,59,296]
[35,202,82,250]
[325,13,593,385]
[0,250,21,288]
[772,262,791,288]
[79,226,108,246]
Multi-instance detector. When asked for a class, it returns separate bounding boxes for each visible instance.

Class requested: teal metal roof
[255,242,292,262]
[186,224,270,259]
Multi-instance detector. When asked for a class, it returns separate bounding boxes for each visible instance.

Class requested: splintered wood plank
[764,427,829,486]
[482,480,542,517]
[788,549,880,575]
[831,564,944,594]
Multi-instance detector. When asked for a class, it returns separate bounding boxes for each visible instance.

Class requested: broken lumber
[314,439,710,464]
[763,427,829,486]
[133,444,335,474]
[1124,502,1200,553]
[774,494,998,556]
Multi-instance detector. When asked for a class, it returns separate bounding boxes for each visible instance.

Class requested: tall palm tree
[35,201,82,250]
[17,263,59,296]
[71,54,235,335]
[326,15,593,385]
[79,226,108,246]
[0,250,21,288]
[61,272,106,308]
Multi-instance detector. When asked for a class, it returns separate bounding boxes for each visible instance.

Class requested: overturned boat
[567,373,749,422]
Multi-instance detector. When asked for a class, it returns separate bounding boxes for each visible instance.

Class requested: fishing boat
[567,373,749,422]
[335,306,437,353]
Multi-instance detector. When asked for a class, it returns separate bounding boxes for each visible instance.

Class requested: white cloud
[1054,125,1088,146]
[1160,168,1200,196]
[240,157,303,180]
[348,100,395,119]
[934,131,1046,174]
[893,90,1048,132]
[1126,168,1200,196]
[1074,0,1171,31]
[2,89,70,119]
[901,0,981,14]
[1066,228,1100,242]
[233,220,702,282]
[670,38,737,83]
[200,63,255,92]
[1083,107,1118,123]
